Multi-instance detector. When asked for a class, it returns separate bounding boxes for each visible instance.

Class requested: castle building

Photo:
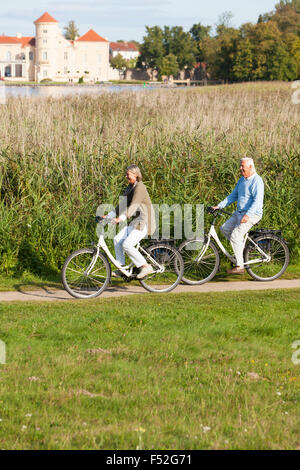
[0,12,110,82]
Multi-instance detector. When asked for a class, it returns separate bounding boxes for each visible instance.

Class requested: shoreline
[2,81,163,87]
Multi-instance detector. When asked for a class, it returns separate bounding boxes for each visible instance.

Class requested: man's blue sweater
[218,172,264,217]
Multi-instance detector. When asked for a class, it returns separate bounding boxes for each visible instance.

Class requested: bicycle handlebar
[206,206,232,217]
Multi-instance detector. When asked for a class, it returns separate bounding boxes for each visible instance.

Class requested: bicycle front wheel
[179,238,220,285]
[244,234,289,281]
[61,248,111,298]
[139,243,184,293]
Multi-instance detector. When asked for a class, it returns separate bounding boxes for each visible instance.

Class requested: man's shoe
[112,269,124,278]
[227,267,245,275]
[136,264,154,279]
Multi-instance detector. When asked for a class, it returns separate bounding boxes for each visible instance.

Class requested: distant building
[108,41,140,80]
[109,42,140,61]
[0,12,110,82]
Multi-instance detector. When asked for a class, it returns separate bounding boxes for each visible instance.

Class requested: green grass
[0,258,300,292]
[0,289,299,450]
[0,258,298,292]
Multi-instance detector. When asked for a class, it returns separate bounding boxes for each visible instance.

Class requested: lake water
[1,83,166,99]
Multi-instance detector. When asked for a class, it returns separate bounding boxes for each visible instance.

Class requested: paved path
[0,279,299,302]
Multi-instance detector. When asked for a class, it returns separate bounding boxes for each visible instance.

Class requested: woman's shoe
[227,267,245,275]
[136,264,154,279]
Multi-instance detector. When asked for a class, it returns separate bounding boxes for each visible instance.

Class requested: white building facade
[0,12,110,82]
[109,42,140,61]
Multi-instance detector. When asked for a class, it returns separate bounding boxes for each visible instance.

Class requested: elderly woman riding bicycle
[105,164,156,280]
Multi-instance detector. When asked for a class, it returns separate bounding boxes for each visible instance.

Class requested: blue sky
[1,0,279,41]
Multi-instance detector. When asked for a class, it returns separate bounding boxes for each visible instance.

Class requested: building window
[15,53,25,60]
[6,51,11,60]
[29,51,34,61]
[43,52,48,60]
[43,29,47,33]
[43,70,48,77]
[43,39,47,44]
[64,52,68,60]
[4,65,12,77]
[15,64,22,78]
[64,66,68,74]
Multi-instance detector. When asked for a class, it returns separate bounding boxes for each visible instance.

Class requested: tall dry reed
[0,82,299,274]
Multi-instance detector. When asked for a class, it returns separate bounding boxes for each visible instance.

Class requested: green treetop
[64,21,79,40]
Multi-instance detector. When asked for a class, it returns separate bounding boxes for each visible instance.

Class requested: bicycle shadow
[105,282,145,294]
[13,282,71,300]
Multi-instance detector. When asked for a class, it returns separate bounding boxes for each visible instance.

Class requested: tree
[190,23,211,61]
[233,37,254,81]
[208,26,239,81]
[64,20,79,40]
[238,21,298,81]
[110,54,138,79]
[216,11,234,35]
[259,1,300,34]
[138,26,165,74]
[272,0,300,34]
[160,53,179,78]
[163,26,198,70]
[139,25,197,77]
[110,53,127,79]
[266,40,298,80]
[284,32,300,75]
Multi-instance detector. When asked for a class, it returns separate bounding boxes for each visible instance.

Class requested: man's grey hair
[241,157,256,171]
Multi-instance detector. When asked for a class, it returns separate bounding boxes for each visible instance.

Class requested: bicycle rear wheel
[244,234,289,281]
[179,238,220,285]
[139,243,184,293]
[61,248,111,298]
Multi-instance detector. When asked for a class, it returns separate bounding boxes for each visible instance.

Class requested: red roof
[34,12,58,24]
[77,29,108,42]
[19,37,35,47]
[110,42,139,52]
[0,35,35,46]
[0,36,21,44]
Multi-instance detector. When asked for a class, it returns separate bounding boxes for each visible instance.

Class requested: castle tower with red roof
[34,12,61,81]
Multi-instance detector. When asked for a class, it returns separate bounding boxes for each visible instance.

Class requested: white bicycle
[179,206,290,285]
[61,217,184,299]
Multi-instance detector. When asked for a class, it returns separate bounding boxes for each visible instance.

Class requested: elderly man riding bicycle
[213,157,264,275]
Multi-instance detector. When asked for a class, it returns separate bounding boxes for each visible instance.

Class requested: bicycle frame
[196,224,271,266]
[85,226,164,278]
